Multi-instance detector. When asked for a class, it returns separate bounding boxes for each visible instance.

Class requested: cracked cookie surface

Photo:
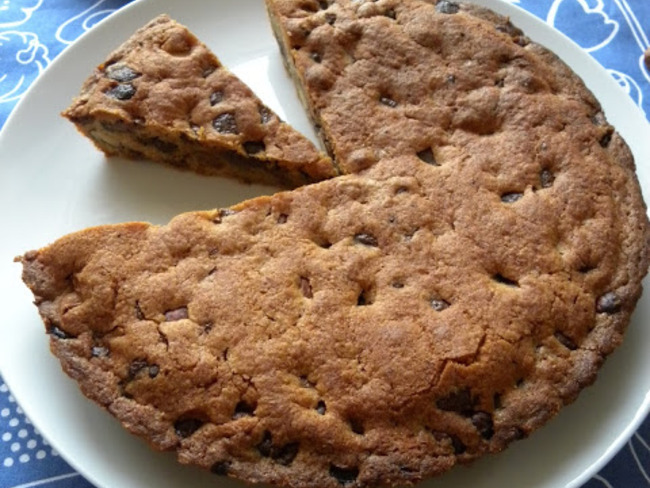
[19,145,649,487]
[19,1,650,488]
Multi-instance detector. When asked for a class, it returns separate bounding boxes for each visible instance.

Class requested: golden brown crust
[20,141,649,486]
[265,0,612,174]
[19,2,650,488]
[62,14,337,188]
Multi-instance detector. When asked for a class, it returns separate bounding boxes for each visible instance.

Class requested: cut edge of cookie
[62,14,339,189]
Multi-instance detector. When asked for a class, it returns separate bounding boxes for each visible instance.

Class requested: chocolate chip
[202,66,216,78]
[277,213,288,224]
[436,388,473,415]
[509,427,526,441]
[233,401,256,419]
[135,301,145,320]
[417,148,437,165]
[385,8,397,19]
[379,96,398,108]
[316,400,327,415]
[554,331,577,350]
[149,137,177,154]
[213,113,238,134]
[165,307,189,321]
[599,131,613,148]
[591,112,606,126]
[49,325,70,339]
[354,233,378,247]
[210,460,231,476]
[349,418,365,435]
[493,273,519,287]
[596,291,621,314]
[329,465,359,485]
[318,0,329,9]
[272,442,300,465]
[148,364,160,378]
[210,91,224,105]
[174,418,204,438]
[450,435,466,454]
[430,298,450,312]
[213,208,236,224]
[129,359,148,378]
[257,431,273,457]
[259,106,273,124]
[300,375,315,388]
[495,78,505,88]
[91,346,110,358]
[392,281,404,289]
[446,74,456,84]
[404,228,419,241]
[106,83,136,100]
[493,393,502,410]
[357,289,372,306]
[645,48,650,70]
[495,21,523,38]
[436,1,460,14]
[325,12,337,25]
[501,192,523,203]
[540,169,554,188]
[578,263,596,275]
[243,141,266,155]
[310,52,322,63]
[471,412,494,440]
[300,277,313,298]
[106,65,140,82]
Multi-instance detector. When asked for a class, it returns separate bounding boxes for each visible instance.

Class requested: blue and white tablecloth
[1,1,649,487]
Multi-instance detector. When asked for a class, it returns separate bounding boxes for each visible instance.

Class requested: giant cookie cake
[18,1,650,487]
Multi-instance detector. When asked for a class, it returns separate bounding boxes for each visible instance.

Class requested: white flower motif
[0,0,43,29]
[629,432,650,484]
[547,0,619,52]
[641,52,650,84]
[55,0,117,45]
[591,474,614,488]
[0,30,50,103]
[608,69,644,113]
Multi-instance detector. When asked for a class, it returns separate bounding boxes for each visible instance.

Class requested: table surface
[1,0,649,487]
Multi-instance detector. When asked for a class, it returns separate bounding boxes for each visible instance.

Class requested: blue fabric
[1,1,649,487]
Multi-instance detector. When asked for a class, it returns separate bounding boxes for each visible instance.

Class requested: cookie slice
[62,14,337,188]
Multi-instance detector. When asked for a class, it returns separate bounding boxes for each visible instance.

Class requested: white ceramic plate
[0,0,649,487]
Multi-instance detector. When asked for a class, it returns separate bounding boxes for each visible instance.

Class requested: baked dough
[62,15,337,188]
[19,1,650,487]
